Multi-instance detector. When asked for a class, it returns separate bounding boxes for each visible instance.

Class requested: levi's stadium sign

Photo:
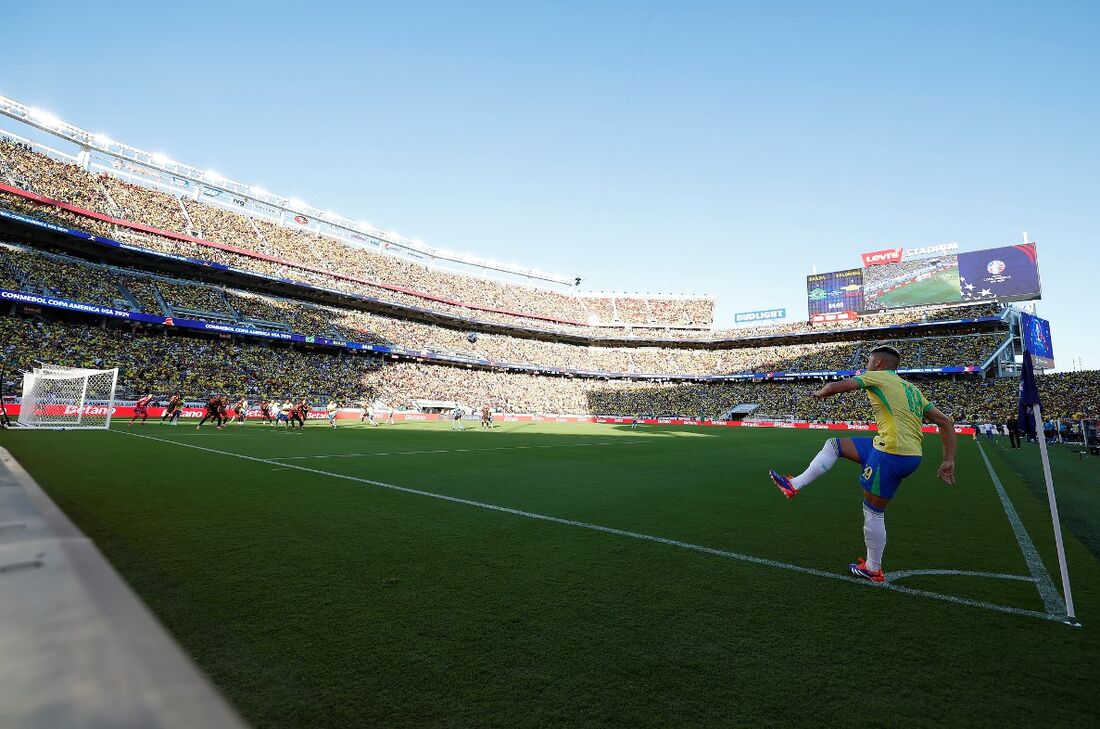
[906,242,958,257]
[860,242,958,267]
[861,248,903,266]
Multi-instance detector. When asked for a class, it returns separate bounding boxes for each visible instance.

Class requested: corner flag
[1017,350,1040,438]
[1019,348,1078,625]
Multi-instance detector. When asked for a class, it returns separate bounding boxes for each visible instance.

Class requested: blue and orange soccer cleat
[849,557,885,583]
[768,470,798,499]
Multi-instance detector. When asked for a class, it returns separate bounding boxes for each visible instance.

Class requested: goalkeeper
[768,346,956,582]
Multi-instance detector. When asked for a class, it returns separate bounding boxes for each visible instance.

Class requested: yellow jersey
[852,369,933,456]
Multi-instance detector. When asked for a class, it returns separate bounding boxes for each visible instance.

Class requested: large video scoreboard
[806,268,864,317]
[806,243,1042,318]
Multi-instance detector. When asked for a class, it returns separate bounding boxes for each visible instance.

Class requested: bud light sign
[734,308,786,324]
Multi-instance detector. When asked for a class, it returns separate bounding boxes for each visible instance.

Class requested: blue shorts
[851,437,921,512]
[277,413,289,422]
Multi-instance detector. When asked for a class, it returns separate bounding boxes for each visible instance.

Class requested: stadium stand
[0,243,1007,377]
[2,130,1085,431]
[0,315,377,404]
[0,315,1093,422]
[0,138,715,330]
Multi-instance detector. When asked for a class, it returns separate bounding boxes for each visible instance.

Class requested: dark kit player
[161,392,183,425]
[288,398,307,429]
[196,394,227,430]
[259,399,273,424]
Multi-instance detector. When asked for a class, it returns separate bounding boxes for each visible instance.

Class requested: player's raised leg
[769,437,863,498]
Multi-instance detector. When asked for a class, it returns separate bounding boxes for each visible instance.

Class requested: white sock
[790,439,840,490]
[863,506,887,571]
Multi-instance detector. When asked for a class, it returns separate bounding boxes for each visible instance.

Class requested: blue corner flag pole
[1020,350,1078,624]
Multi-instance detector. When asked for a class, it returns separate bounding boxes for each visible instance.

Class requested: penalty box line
[268,441,647,460]
[117,430,1059,624]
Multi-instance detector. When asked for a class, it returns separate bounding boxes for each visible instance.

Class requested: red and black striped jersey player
[196,395,228,430]
[161,392,183,425]
[288,398,307,429]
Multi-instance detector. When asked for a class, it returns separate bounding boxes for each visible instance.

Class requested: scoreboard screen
[1020,312,1054,369]
[806,268,864,316]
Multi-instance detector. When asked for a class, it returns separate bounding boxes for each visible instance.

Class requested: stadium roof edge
[0,94,581,287]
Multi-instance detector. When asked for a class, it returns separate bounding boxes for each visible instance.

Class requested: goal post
[17,365,119,430]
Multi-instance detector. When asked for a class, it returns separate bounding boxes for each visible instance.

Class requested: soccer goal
[17,364,119,429]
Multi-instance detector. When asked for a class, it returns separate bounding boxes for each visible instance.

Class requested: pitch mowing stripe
[117,431,1060,624]
[269,441,646,460]
[975,441,1065,616]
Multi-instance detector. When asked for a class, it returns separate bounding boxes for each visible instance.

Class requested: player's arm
[924,406,957,485]
[811,379,861,399]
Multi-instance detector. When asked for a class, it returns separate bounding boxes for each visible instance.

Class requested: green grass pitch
[2,421,1098,727]
[877,267,963,308]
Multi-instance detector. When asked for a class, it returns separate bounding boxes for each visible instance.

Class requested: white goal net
[17,365,119,430]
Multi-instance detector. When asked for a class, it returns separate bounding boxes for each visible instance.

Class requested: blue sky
[4,1,1098,367]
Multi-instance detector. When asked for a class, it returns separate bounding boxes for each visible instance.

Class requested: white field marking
[268,440,646,460]
[975,441,1065,616]
[886,569,1037,584]
[117,430,1060,624]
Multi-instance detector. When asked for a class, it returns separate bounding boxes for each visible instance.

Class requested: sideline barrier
[0,447,247,728]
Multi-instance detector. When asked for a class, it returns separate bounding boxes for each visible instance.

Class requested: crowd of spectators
[0,138,716,329]
[0,173,1000,346]
[0,315,378,403]
[1,312,1096,422]
[582,374,1100,422]
[0,243,1009,378]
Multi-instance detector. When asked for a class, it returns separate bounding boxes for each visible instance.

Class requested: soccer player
[129,393,153,426]
[276,400,291,428]
[234,397,248,424]
[327,399,339,429]
[196,394,226,430]
[292,398,309,430]
[385,407,396,425]
[259,399,273,425]
[768,345,957,582]
[631,413,639,430]
[452,406,464,431]
[161,391,183,425]
[481,405,492,429]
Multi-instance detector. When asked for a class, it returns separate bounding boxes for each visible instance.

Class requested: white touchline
[117,430,1059,623]
[975,441,1065,616]
[268,441,646,460]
